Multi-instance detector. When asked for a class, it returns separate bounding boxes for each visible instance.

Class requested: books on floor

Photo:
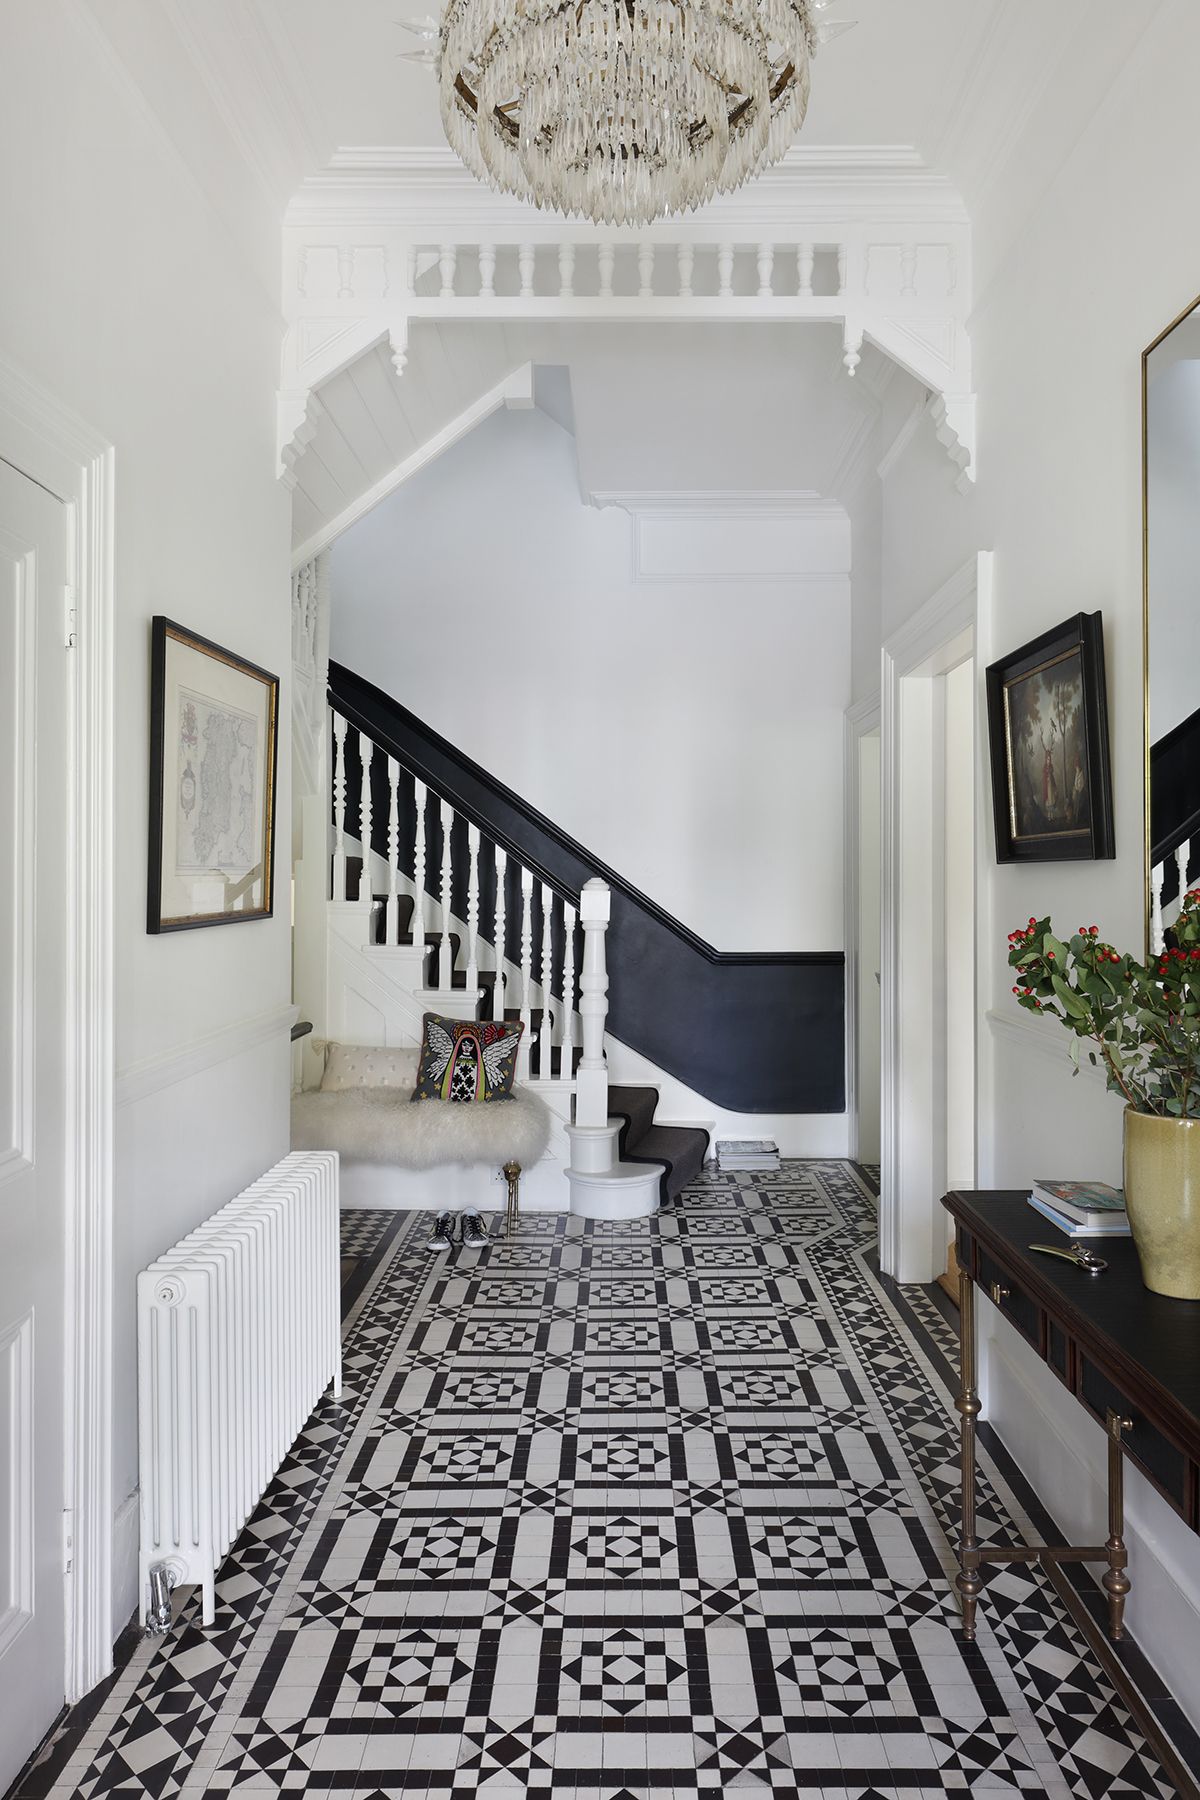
[1027,1179,1131,1238]
[716,1138,780,1171]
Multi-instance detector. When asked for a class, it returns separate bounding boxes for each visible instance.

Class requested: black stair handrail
[331,660,834,971]
[327,660,845,1116]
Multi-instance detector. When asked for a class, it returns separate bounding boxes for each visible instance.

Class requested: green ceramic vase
[1123,1108,1200,1299]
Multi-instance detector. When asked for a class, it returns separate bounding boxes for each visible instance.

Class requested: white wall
[331,403,851,952]
[874,0,1200,1724]
[0,1,294,1631]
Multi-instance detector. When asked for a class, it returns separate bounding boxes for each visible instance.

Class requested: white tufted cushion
[319,1043,420,1093]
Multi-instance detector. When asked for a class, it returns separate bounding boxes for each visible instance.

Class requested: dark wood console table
[943,1190,1200,1797]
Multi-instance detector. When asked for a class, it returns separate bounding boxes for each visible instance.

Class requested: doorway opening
[880,556,987,1284]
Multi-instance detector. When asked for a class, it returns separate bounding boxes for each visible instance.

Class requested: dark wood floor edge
[870,1251,1200,1789]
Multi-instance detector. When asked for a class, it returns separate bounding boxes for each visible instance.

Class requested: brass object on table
[1028,1241,1108,1274]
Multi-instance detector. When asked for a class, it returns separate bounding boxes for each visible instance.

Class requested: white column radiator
[137,1151,341,1627]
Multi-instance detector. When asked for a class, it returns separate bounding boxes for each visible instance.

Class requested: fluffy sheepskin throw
[291,1085,552,1170]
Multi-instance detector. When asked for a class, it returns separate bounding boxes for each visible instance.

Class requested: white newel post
[565,877,657,1219]
[574,878,611,1128]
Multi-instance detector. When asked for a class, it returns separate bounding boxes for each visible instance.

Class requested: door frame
[843,693,881,1163]
[0,355,115,1702]
[880,552,992,1283]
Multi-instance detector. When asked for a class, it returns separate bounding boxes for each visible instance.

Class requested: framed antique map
[147,617,279,931]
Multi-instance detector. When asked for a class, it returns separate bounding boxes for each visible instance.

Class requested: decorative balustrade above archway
[279,147,976,493]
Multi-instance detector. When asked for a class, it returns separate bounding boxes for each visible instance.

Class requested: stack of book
[1027,1179,1131,1238]
[716,1138,780,1172]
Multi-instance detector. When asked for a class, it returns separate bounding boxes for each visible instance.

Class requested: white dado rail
[328,697,592,1090]
[279,153,975,490]
[1151,840,1197,954]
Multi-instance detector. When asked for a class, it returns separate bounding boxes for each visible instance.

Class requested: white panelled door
[0,459,70,1789]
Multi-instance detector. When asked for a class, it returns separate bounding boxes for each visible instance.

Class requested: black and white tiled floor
[32,1166,1180,1799]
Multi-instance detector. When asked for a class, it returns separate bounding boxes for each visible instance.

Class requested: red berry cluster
[1156,945,1200,978]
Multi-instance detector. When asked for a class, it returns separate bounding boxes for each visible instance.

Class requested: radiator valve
[145,1561,178,1637]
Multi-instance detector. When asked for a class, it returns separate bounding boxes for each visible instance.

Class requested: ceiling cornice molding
[286,143,969,232]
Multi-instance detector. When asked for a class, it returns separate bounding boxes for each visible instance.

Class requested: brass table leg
[1103,1409,1133,1638]
[955,1270,983,1639]
[503,1161,521,1237]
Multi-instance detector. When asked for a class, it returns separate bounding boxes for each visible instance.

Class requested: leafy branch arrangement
[1007,893,1200,1118]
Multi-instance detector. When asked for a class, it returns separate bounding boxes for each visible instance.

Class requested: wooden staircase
[345,856,584,1080]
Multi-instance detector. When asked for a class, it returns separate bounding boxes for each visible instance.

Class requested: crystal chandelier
[431,0,823,227]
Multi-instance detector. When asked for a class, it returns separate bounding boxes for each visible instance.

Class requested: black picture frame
[148,616,280,932]
[985,611,1115,864]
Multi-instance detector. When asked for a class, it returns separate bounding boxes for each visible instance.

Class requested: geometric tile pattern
[39,1174,1178,1800]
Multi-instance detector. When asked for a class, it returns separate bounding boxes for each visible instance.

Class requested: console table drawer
[976,1248,1040,1348]
[1078,1356,1190,1510]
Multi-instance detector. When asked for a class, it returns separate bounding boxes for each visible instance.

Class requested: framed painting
[148,617,280,931]
[985,612,1115,864]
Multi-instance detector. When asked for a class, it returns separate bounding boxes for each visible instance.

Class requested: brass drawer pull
[988,1281,1011,1305]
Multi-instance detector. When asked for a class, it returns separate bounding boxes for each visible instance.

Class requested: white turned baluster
[598,243,615,298]
[357,732,373,914]
[337,244,355,299]
[479,243,496,298]
[676,243,694,297]
[900,243,917,297]
[466,824,481,992]
[717,243,734,297]
[519,243,535,297]
[386,757,401,945]
[1152,863,1166,955]
[539,883,556,1078]
[637,244,655,298]
[439,798,454,987]
[797,242,814,297]
[412,778,427,953]
[575,879,611,1128]
[836,245,848,295]
[560,900,577,1082]
[438,244,457,298]
[1177,839,1191,902]
[558,242,575,297]
[332,710,348,901]
[492,846,508,1022]
[519,866,534,1080]
[756,243,774,297]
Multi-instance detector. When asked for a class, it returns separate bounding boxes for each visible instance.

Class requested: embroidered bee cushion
[412,1014,524,1103]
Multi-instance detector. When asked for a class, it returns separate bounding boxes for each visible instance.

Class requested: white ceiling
[251,0,1009,175]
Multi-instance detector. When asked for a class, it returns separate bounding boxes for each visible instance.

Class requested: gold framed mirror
[1143,290,1200,955]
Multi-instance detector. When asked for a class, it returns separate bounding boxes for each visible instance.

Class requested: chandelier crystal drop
[438,0,819,226]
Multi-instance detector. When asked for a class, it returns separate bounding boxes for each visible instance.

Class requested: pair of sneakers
[427,1209,489,1251]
